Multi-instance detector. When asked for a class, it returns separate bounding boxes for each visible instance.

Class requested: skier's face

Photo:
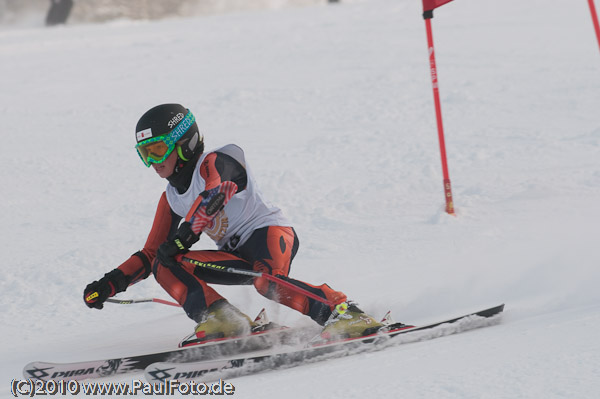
[151,150,177,178]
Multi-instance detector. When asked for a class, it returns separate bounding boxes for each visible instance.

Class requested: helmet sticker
[136,128,153,142]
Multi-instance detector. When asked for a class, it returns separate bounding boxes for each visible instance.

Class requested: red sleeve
[117,192,180,285]
[199,152,222,190]
[199,151,247,191]
[183,153,222,224]
[185,151,247,225]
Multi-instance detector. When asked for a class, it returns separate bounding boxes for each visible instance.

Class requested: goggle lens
[136,138,173,166]
[143,141,170,161]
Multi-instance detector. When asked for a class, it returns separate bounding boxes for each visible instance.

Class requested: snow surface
[2,0,600,397]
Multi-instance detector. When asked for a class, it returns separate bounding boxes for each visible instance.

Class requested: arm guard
[185,181,238,235]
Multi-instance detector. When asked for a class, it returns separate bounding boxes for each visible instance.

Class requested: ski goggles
[135,111,196,167]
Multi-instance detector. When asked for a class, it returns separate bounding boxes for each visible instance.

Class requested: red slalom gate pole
[424,12,455,215]
[589,0,600,53]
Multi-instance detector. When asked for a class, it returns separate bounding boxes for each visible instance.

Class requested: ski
[23,314,297,381]
[144,304,505,382]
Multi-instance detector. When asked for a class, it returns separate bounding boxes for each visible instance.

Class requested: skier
[83,103,382,342]
[46,0,74,26]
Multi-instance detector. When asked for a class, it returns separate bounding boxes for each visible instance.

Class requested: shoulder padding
[216,144,246,168]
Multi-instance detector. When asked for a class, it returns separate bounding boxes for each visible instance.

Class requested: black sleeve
[213,151,248,192]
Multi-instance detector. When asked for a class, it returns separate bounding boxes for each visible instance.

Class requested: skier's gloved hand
[156,222,199,269]
[83,269,130,310]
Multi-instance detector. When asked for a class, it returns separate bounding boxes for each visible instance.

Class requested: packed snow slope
[1,0,600,397]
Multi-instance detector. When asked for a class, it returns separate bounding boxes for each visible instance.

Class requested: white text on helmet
[168,113,185,129]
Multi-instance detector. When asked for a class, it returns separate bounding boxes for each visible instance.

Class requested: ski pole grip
[85,291,99,303]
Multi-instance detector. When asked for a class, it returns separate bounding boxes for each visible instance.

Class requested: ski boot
[191,299,255,343]
[179,304,287,348]
[320,301,384,341]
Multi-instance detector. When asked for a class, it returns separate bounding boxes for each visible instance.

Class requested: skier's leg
[154,251,257,340]
[152,250,251,321]
[238,226,347,325]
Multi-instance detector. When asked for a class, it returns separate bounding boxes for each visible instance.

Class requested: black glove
[83,269,130,309]
[156,222,200,269]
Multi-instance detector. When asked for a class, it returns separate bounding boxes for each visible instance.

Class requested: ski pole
[181,257,336,307]
[106,297,181,307]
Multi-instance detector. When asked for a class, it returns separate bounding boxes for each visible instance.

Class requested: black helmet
[135,103,203,167]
